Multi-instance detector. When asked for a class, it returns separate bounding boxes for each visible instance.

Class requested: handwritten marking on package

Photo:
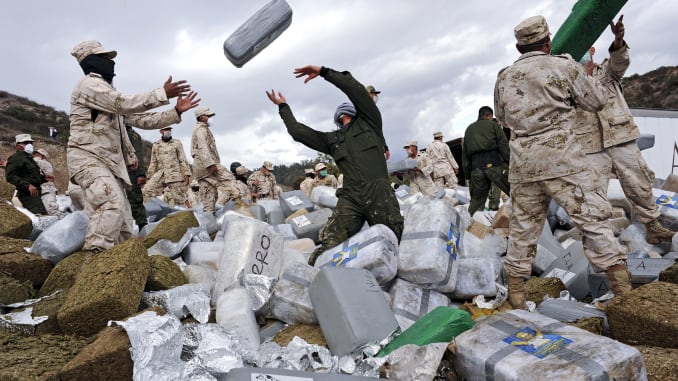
[330,243,359,267]
[446,223,460,260]
[286,196,304,206]
[292,214,311,227]
[252,373,311,381]
[503,326,572,358]
[656,194,678,209]
[252,234,271,274]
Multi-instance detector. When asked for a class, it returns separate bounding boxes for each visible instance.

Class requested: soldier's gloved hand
[28,184,39,197]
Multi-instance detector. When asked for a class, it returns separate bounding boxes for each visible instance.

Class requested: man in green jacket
[125,125,148,231]
[5,134,47,215]
[266,65,403,265]
[461,106,511,216]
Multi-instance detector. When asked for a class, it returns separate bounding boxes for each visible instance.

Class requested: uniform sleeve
[607,41,630,81]
[494,123,511,163]
[5,155,28,190]
[74,76,170,116]
[175,140,191,176]
[147,143,159,177]
[124,108,181,131]
[444,144,459,169]
[279,104,332,154]
[571,63,608,113]
[194,128,220,168]
[461,133,471,176]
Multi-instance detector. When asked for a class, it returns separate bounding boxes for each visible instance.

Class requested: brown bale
[57,239,150,336]
[0,273,35,305]
[0,202,32,239]
[145,254,188,292]
[141,210,199,248]
[607,282,678,348]
[0,237,34,254]
[0,252,53,288]
[58,307,166,381]
[38,250,95,297]
[658,261,678,284]
[273,324,327,347]
[635,345,678,381]
[525,277,566,306]
[1,291,68,336]
[0,179,15,201]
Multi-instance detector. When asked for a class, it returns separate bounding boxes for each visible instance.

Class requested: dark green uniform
[125,125,148,229]
[461,118,511,216]
[5,150,47,215]
[277,67,404,264]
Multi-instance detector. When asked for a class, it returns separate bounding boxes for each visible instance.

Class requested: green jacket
[462,118,510,175]
[279,67,389,194]
[5,150,45,192]
[125,125,145,179]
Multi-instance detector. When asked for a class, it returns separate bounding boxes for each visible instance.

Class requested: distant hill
[623,66,678,109]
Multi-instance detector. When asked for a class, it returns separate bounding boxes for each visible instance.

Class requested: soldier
[574,15,675,244]
[69,40,199,252]
[266,65,404,265]
[426,131,459,189]
[401,141,438,196]
[191,107,223,213]
[185,180,201,209]
[124,124,148,230]
[143,126,191,207]
[461,106,511,216]
[313,162,338,188]
[233,165,252,203]
[5,134,47,215]
[300,168,316,198]
[494,16,631,308]
[248,161,279,200]
[32,148,61,217]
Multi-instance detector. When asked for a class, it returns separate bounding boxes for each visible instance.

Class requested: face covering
[371,94,379,104]
[23,143,34,155]
[579,51,591,65]
[162,130,172,141]
[80,54,116,84]
[319,170,328,177]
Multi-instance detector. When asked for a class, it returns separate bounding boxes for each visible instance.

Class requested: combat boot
[507,276,527,310]
[605,263,632,296]
[645,219,675,244]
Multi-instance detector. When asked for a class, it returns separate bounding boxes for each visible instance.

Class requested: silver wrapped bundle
[140,283,211,323]
[289,208,333,242]
[279,190,315,217]
[452,257,502,299]
[216,286,261,352]
[310,185,338,209]
[269,261,319,324]
[31,211,88,264]
[389,278,450,331]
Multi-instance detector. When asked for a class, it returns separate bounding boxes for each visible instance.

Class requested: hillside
[623,66,678,109]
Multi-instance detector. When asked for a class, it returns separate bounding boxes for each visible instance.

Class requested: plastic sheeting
[140,283,211,323]
[30,211,88,264]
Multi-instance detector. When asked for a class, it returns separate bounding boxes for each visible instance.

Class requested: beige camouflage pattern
[313,174,338,188]
[34,157,59,216]
[186,188,201,209]
[233,180,252,203]
[505,171,627,276]
[426,140,459,189]
[69,72,181,250]
[248,170,279,200]
[190,122,220,181]
[402,152,438,196]
[143,138,191,206]
[216,165,246,206]
[300,177,315,198]
[494,52,607,183]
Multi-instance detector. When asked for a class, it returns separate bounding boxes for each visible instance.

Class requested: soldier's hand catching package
[266,89,286,105]
[163,76,191,98]
[293,65,321,83]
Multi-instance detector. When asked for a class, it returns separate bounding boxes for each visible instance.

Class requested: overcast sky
[2,0,677,171]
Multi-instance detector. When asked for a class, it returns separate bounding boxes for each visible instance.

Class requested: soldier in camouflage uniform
[574,16,675,244]
[461,106,511,216]
[401,141,438,196]
[494,16,631,308]
[144,126,191,206]
[124,125,148,230]
[233,166,252,203]
[426,131,459,189]
[247,161,279,200]
[313,162,338,189]
[32,148,61,217]
[69,40,198,251]
[5,134,47,215]
[266,65,404,265]
[300,168,316,198]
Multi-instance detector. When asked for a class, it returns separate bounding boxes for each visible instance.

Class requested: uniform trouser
[504,169,627,278]
[313,179,404,259]
[75,171,134,251]
[198,176,219,213]
[41,182,59,216]
[488,183,501,211]
[18,189,47,215]
[125,180,147,228]
[409,174,439,196]
[162,181,188,207]
[468,164,510,216]
[588,141,659,223]
[433,172,458,189]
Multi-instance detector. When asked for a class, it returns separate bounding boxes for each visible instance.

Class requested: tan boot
[507,276,527,310]
[645,219,675,244]
[605,264,632,296]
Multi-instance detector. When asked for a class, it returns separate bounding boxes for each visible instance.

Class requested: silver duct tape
[0,307,49,335]
[140,283,211,323]
[182,323,245,377]
[240,272,277,314]
[148,226,210,258]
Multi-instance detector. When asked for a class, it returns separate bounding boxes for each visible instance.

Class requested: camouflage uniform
[144,136,191,206]
[313,174,338,189]
[5,150,47,215]
[125,125,148,228]
[191,121,220,212]
[215,166,245,206]
[573,42,661,226]
[300,176,315,198]
[276,67,404,264]
[33,156,60,216]
[69,72,180,251]
[426,139,459,189]
[247,170,279,200]
[402,151,438,196]
[494,49,627,277]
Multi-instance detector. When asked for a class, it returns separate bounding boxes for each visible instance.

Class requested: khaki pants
[505,169,627,277]
[433,173,458,189]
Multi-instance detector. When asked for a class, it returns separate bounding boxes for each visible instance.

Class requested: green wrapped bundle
[377,306,474,357]
[551,0,627,61]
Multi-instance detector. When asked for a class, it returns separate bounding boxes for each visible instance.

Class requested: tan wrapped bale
[145,254,188,291]
[525,277,566,306]
[635,346,678,381]
[607,282,678,348]
[659,262,678,284]
[38,250,95,297]
[0,252,53,288]
[0,202,32,239]
[0,179,15,201]
[141,210,199,249]
[0,273,34,305]
[57,238,150,336]
[0,237,33,254]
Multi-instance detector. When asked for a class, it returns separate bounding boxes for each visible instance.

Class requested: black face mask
[80,54,116,84]
[307,173,316,179]
[236,175,247,183]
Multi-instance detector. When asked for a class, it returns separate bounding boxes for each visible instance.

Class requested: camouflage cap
[366,85,381,94]
[236,166,248,176]
[263,161,274,171]
[71,40,117,63]
[514,15,550,46]
[433,131,443,138]
[403,140,417,148]
[194,107,215,118]
[15,134,33,143]
[304,168,313,175]
[35,148,50,159]
[315,163,327,171]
